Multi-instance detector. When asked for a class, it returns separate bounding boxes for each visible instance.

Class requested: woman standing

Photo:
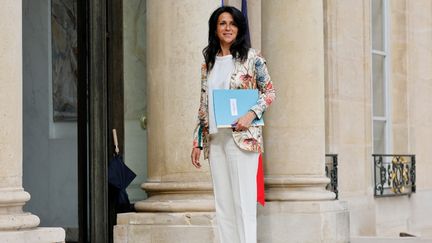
[191,6,275,243]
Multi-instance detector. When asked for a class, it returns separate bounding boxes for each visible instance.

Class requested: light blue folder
[213,89,264,128]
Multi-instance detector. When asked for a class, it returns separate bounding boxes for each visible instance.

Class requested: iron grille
[373,154,416,197]
[325,154,338,199]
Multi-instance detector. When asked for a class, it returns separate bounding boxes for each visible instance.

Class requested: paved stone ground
[351,237,432,243]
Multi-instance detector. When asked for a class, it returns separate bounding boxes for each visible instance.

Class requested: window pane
[373,120,386,153]
[372,0,384,51]
[373,54,385,116]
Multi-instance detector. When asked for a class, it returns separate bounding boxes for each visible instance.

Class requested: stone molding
[265,175,336,201]
[135,181,215,212]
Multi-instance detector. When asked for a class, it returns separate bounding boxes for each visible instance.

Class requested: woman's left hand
[233,111,256,131]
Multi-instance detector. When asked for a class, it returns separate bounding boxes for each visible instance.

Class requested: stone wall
[324,0,432,237]
[405,0,432,236]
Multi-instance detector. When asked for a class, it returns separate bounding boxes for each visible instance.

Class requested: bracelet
[248,110,257,119]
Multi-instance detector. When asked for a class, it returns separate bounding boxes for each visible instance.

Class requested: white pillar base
[258,200,350,243]
[265,175,337,201]
[0,213,40,231]
[0,189,40,230]
[114,212,218,243]
[0,227,65,243]
[135,182,215,212]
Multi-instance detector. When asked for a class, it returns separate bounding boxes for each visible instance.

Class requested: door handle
[140,114,147,130]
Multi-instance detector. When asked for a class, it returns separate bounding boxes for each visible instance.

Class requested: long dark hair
[203,6,250,71]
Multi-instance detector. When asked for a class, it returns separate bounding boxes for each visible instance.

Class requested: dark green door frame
[78,0,124,242]
[88,0,109,242]
[77,0,89,242]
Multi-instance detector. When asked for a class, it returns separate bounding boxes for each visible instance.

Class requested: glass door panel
[123,0,147,202]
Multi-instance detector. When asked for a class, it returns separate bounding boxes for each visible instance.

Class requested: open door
[78,1,147,242]
[77,0,124,242]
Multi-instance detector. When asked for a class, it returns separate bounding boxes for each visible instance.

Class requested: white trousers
[209,129,259,243]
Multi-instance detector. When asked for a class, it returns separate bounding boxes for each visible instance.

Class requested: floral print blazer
[193,48,275,159]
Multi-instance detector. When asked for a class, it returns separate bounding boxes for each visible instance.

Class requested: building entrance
[23,1,147,242]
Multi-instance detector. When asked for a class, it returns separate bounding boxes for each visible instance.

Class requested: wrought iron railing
[373,154,416,197]
[325,154,338,199]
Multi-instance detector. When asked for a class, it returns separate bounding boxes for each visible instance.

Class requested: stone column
[135,0,219,213]
[258,1,350,242]
[0,1,64,241]
[115,1,221,242]
[0,0,40,231]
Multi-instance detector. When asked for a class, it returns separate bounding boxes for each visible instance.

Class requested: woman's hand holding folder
[232,110,257,132]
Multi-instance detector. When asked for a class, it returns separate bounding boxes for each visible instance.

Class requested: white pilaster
[0,0,64,241]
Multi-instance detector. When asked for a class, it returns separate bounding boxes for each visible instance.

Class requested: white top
[208,54,235,134]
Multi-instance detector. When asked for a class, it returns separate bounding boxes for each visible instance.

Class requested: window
[371,0,391,154]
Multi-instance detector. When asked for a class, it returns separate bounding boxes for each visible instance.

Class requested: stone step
[351,236,432,243]
[0,227,65,243]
